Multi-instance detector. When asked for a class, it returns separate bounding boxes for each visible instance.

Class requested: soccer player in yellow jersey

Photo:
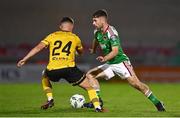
[17,17,103,112]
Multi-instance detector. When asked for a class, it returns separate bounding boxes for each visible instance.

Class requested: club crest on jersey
[103,35,108,40]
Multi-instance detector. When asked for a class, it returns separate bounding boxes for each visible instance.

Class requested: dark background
[0,0,180,67]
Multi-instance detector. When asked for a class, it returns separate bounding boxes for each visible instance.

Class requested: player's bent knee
[86,73,93,79]
[79,84,92,90]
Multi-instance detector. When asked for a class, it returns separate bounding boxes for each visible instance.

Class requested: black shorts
[44,66,85,86]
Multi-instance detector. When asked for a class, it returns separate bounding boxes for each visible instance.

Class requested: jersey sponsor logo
[52,57,68,61]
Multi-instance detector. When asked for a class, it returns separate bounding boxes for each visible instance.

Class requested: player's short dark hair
[93,9,108,18]
[60,17,74,24]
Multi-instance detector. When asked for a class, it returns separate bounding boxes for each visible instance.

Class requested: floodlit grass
[0,82,180,117]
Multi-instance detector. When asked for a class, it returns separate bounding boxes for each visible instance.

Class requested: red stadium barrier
[134,67,180,82]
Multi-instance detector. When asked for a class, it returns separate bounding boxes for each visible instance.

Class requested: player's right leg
[41,74,54,110]
[40,69,61,110]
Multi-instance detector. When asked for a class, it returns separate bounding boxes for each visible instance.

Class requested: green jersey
[94,25,129,64]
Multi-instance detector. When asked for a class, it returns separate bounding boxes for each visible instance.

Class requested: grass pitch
[0,82,180,117]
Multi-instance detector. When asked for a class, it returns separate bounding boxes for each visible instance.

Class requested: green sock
[148,93,160,105]
[96,90,101,98]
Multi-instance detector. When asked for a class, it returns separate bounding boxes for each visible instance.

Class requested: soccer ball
[70,94,85,108]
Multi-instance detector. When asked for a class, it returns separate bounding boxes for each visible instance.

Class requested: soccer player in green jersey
[84,9,165,112]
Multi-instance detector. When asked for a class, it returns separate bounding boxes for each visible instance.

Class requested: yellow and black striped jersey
[41,31,83,70]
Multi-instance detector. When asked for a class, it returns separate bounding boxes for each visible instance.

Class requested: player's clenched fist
[96,56,106,62]
[17,59,26,67]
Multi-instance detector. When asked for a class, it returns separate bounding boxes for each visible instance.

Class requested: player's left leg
[123,61,166,111]
[87,67,104,98]
[78,77,106,112]
[84,65,114,108]
[65,66,106,112]
[127,75,165,111]
[84,67,105,108]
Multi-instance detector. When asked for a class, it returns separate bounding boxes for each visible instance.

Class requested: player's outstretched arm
[89,39,98,54]
[17,42,46,67]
